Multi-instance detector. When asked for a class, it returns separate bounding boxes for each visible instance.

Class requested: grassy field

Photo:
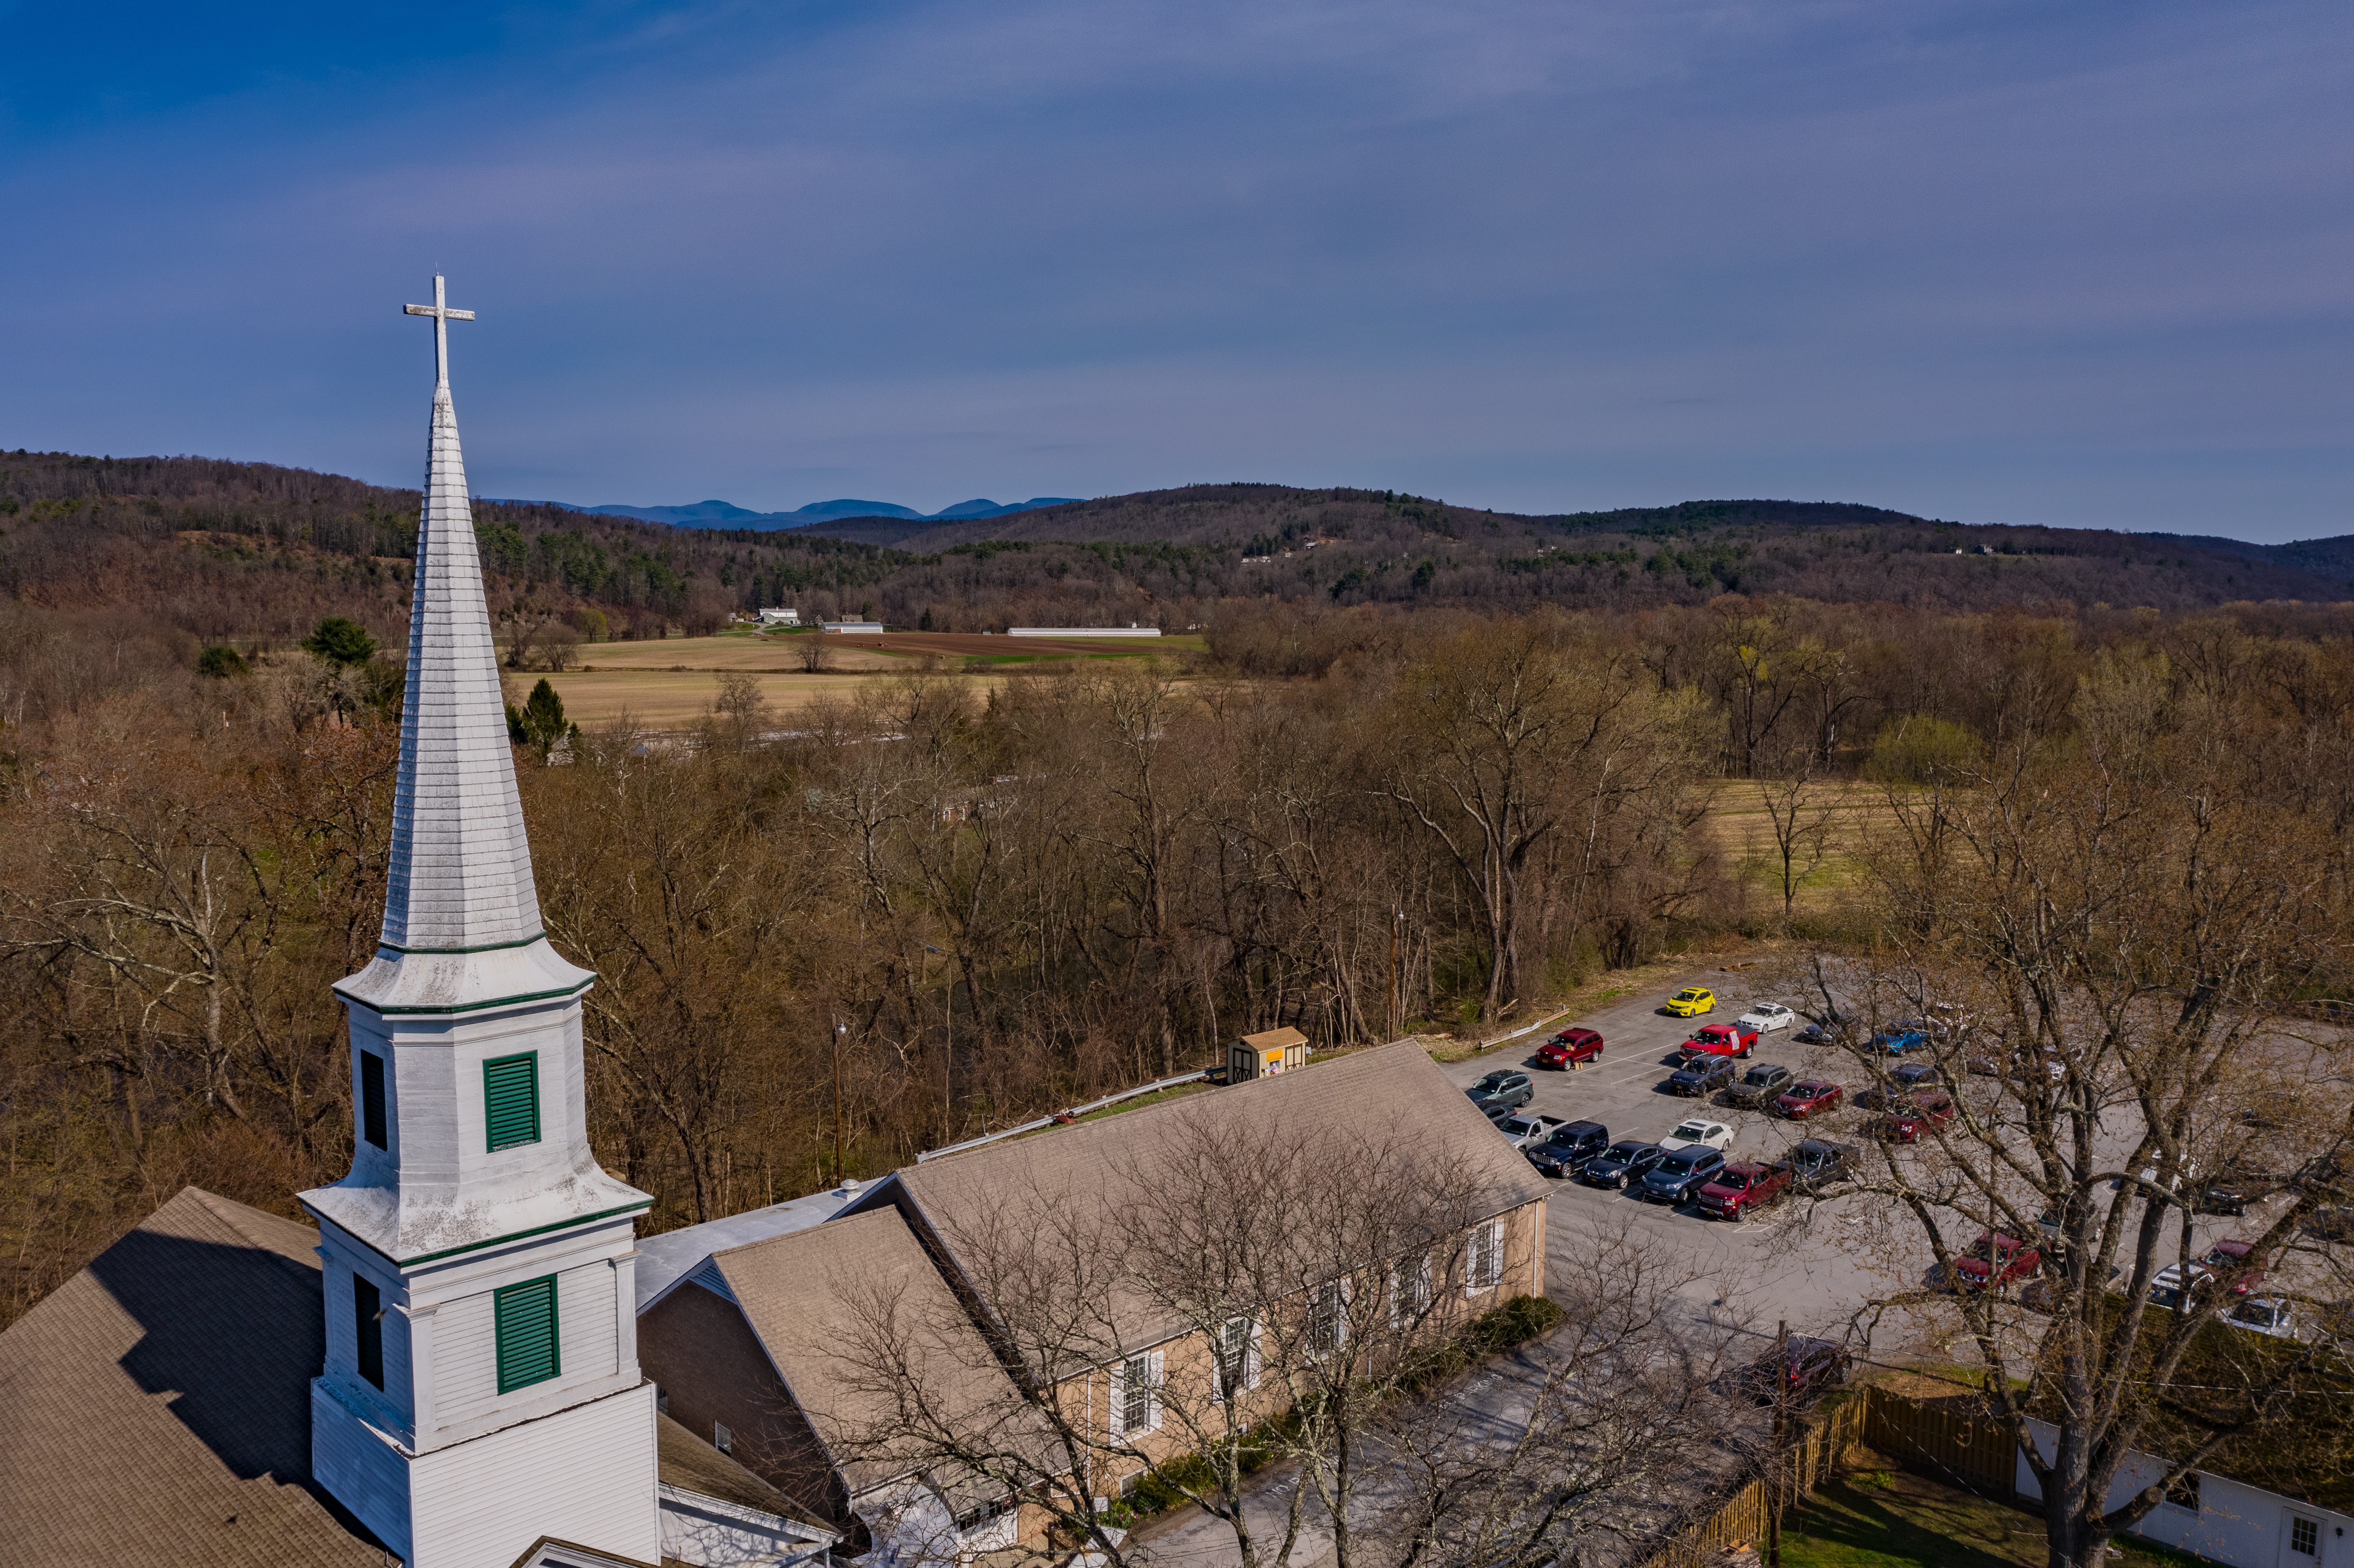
[523,629,1197,727]
[1700,779,1895,924]
[1783,1458,2199,1568]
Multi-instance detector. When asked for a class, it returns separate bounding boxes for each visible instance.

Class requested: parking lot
[1438,970,2304,1352]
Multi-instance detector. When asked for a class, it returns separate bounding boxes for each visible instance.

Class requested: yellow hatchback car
[1665,986,1716,1017]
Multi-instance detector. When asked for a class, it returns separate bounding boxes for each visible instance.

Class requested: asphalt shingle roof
[0,1187,395,1568]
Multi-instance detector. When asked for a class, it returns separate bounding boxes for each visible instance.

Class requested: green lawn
[1781,1467,2204,1568]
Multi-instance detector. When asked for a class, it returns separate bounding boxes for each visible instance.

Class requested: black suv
[1725,1064,1796,1109]
[1638,1145,1727,1204]
[1525,1120,1611,1179]
[1467,1070,1534,1115]
[1666,1058,1736,1097]
[1581,1140,1666,1190]
[1781,1139,1858,1194]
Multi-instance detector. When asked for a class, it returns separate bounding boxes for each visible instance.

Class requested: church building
[0,279,1551,1568]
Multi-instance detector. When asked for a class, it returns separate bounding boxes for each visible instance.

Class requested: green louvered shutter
[483,1053,540,1151]
[494,1275,561,1392]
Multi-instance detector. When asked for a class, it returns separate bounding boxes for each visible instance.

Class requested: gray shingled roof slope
[711,1207,1051,1498]
[0,1187,395,1568]
[890,1040,1550,1360]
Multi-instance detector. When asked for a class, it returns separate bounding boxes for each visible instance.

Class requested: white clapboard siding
[409,1381,659,1568]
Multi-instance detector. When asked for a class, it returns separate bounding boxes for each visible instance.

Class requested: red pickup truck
[1680,1023,1759,1060]
[1696,1161,1791,1221]
[1535,1028,1604,1069]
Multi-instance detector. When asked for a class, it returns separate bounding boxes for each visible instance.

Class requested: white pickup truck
[1496,1113,1568,1151]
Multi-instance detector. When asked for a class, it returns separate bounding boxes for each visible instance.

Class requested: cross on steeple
[403,273,474,386]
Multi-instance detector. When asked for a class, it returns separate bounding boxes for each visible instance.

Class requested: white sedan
[1738,1002,1796,1033]
[1657,1118,1734,1153]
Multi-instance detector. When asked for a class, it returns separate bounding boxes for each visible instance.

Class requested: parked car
[2152,1240,2263,1310]
[1525,1119,1612,1178]
[1774,1079,1844,1120]
[1535,1028,1604,1069]
[1698,1161,1791,1220]
[2224,1296,2299,1339]
[1872,1089,1955,1142]
[1725,1063,1797,1110]
[1950,1232,2041,1292]
[1658,1118,1735,1152]
[1738,1002,1796,1033]
[1868,1024,1931,1055]
[1666,1057,1737,1097]
[1855,1062,1946,1111]
[1794,1012,1852,1045]
[1971,1050,2064,1081]
[1664,986,1716,1018]
[1581,1139,1666,1189]
[1781,1139,1859,1193]
[2198,1164,2257,1217]
[1637,1144,1728,1204]
[1740,1337,1852,1404]
[1496,1113,1568,1151]
[1680,1022,1759,1060]
[1467,1070,1533,1115]
[1477,1099,1516,1123]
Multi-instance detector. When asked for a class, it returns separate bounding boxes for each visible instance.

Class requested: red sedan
[1951,1232,2041,1292]
[1774,1079,1844,1119]
[1873,1089,1955,1142]
[1536,1028,1604,1069]
[1681,1023,1759,1060]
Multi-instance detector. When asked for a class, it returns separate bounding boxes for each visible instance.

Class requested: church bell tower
[302,277,660,1568]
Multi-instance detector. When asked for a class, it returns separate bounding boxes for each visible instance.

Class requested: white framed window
[1216,1317,1261,1401]
[1390,1254,1432,1326]
[1307,1280,1350,1359]
[1466,1219,1505,1295]
[1110,1351,1163,1438]
[714,1420,732,1454]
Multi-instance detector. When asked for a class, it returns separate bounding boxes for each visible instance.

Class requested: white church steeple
[303,277,660,1568]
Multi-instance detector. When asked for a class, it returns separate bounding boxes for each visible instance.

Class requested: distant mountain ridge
[487,495,1083,529]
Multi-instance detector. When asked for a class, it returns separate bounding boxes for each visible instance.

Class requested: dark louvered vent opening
[483,1052,540,1151]
[495,1275,560,1392]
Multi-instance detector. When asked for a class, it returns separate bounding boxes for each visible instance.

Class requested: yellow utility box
[1228,1026,1309,1082]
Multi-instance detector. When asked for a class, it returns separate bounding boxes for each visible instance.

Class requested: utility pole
[1388,906,1404,1041]
[832,1020,848,1183]
[1770,1317,1789,1568]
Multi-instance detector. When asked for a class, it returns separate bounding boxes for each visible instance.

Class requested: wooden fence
[1640,1386,2020,1568]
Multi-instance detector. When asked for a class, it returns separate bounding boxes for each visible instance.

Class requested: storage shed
[1228,1026,1309,1082]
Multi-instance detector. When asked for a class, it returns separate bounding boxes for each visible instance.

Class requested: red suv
[1681,1023,1758,1060]
[1697,1161,1791,1221]
[1774,1080,1843,1119]
[1872,1090,1955,1142]
[1536,1028,1604,1069]
[1951,1232,2040,1292]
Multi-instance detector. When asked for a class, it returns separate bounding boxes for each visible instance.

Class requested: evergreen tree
[301,616,377,666]
[506,678,574,759]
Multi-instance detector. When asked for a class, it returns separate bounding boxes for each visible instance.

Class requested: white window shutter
[1246,1320,1262,1392]
[1146,1350,1164,1432]
[1108,1363,1125,1440]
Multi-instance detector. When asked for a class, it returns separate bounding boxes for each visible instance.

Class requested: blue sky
[2,1,2348,538]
